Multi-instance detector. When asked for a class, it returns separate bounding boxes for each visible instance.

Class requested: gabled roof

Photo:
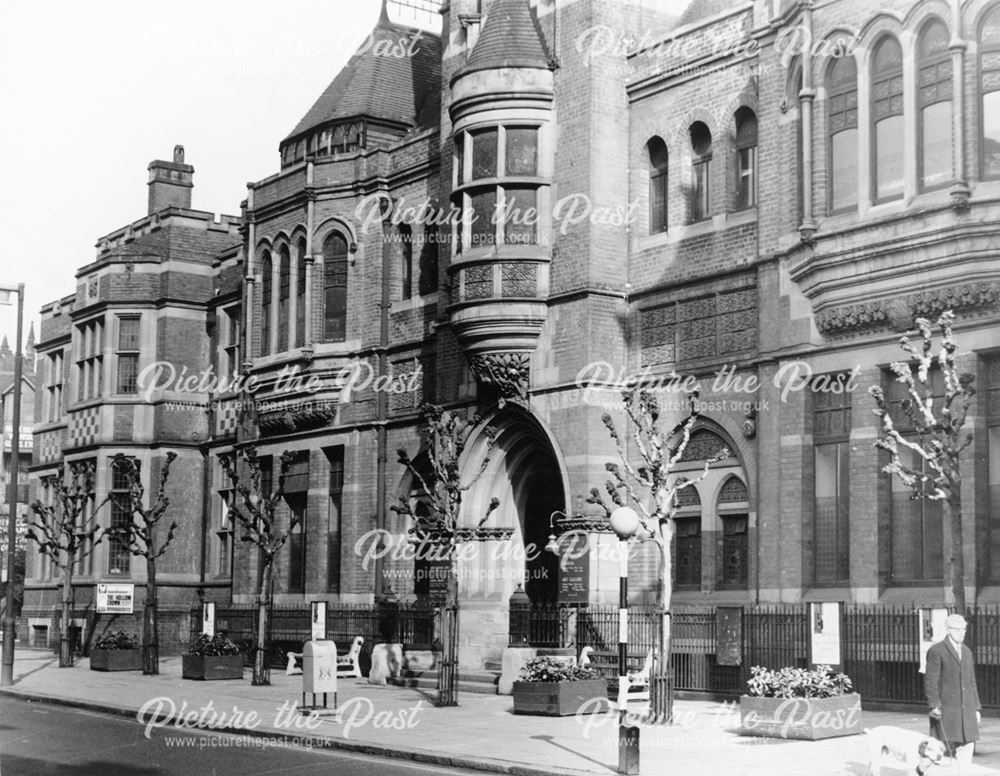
[458,0,550,77]
[284,12,442,142]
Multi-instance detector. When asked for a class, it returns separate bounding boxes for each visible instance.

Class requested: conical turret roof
[458,0,550,77]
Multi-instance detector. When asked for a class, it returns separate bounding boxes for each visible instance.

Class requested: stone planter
[512,679,608,716]
[739,693,862,740]
[182,654,244,680]
[90,648,142,672]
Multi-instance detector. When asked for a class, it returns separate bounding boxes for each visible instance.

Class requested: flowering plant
[188,633,240,656]
[93,630,139,650]
[746,665,853,698]
[518,656,599,682]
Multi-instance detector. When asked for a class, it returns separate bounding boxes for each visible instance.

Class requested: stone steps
[390,668,501,695]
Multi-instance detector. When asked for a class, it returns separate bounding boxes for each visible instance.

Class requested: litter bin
[301,639,338,711]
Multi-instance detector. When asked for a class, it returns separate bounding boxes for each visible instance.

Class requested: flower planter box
[739,693,862,740]
[512,679,609,716]
[182,654,244,680]
[90,648,142,672]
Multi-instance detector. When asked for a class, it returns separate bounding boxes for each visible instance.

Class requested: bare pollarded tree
[220,447,296,686]
[870,311,976,612]
[588,389,728,714]
[392,403,499,706]
[105,452,179,675]
[26,461,103,667]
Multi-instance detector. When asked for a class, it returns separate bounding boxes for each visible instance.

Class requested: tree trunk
[143,560,158,675]
[253,559,273,686]
[948,494,967,614]
[437,562,459,706]
[60,569,73,668]
[651,518,674,721]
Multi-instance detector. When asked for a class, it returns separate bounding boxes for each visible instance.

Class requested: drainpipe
[798,1,817,242]
[374,195,393,601]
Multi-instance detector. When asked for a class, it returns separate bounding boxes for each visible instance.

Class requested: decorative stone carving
[258,402,337,435]
[814,301,888,337]
[468,352,530,406]
[905,281,1000,319]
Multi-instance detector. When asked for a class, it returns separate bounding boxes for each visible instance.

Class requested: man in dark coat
[925,613,981,763]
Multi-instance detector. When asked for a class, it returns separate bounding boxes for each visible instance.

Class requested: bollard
[618,722,640,775]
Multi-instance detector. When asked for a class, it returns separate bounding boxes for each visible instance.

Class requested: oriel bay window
[918,19,953,190]
[453,124,541,250]
[871,35,905,202]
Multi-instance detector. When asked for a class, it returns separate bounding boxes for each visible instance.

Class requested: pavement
[3,648,1000,776]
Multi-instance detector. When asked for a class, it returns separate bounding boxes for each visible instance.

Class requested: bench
[285,636,364,678]
[583,647,655,702]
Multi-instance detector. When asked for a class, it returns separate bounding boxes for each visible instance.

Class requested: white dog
[865,726,947,776]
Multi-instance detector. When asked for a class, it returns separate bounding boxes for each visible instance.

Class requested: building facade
[22,0,1000,666]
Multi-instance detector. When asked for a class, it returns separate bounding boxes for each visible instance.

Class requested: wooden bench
[583,647,655,702]
[285,636,364,678]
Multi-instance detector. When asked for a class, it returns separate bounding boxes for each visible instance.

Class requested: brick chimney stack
[147,145,194,215]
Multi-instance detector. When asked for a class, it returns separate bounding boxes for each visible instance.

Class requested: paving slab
[3,649,1000,776]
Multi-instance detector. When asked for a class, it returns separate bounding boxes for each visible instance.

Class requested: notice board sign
[808,602,842,670]
[557,533,590,605]
[311,600,327,641]
[96,584,134,614]
[202,602,215,637]
[919,608,948,674]
[716,607,742,666]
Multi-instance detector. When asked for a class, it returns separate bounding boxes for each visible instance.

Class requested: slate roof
[285,12,441,142]
[457,0,550,77]
[677,0,735,27]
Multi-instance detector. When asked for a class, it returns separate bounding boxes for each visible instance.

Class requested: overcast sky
[0,0,686,347]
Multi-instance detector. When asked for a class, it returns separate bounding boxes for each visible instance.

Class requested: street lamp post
[610,506,640,776]
[1,282,25,687]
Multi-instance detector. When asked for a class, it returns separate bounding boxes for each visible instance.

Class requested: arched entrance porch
[455,404,568,668]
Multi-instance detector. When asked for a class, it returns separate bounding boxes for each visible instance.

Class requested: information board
[557,534,590,605]
[808,601,842,669]
[96,583,134,614]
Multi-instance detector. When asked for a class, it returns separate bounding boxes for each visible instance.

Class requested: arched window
[689,122,712,221]
[399,224,413,301]
[277,245,290,351]
[980,7,1000,179]
[918,20,953,190]
[295,239,307,348]
[734,108,758,210]
[673,478,701,588]
[717,476,749,588]
[827,56,858,212]
[647,136,669,233]
[788,59,804,221]
[871,36,905,201]
[323,232,349,342]
[260,250,272,356]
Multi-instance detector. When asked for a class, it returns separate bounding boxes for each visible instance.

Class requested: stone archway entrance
[457,404,568,668]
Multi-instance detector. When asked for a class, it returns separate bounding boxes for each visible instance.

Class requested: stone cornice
[815,280,1000,338]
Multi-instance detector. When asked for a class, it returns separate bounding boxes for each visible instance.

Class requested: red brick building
[23,0,1000,666]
